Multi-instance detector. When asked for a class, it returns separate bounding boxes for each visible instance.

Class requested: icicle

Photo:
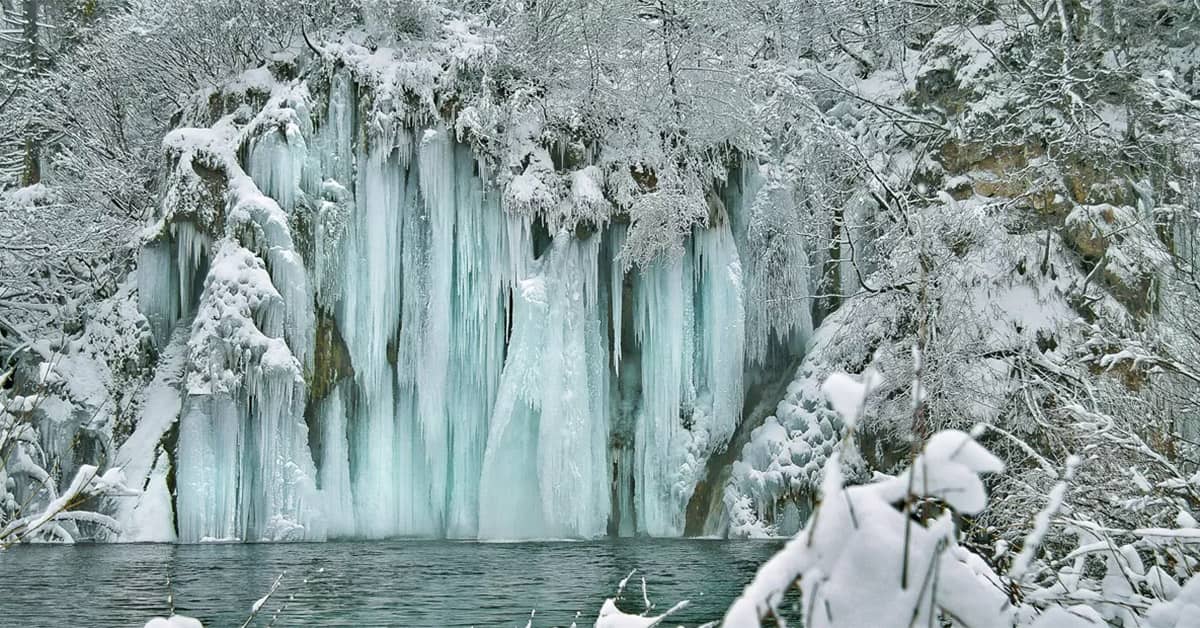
[138,222,211,349]
[158,67,767,541]
[417,129,526,537]
[312,72,357,189]
[246,129,305,213]
[608,224,627,375]
[633,252,694,536]
[238,128,316,370]
[692,222,746,451]
[313,388,354,538]
[302,72,357,309]
[137,238,180,348]
[244,347,324,541]
[632,223,745,536]
[173,221,211,317]
[317,123,529,540]
[416,129,457,532]
[176,393,242,542]
[338,140,409,538]
[175,240,324,542]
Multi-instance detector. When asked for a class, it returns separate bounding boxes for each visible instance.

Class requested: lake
[0,539,783,627]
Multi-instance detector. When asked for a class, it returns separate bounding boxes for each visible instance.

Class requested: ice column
[175,241,323,542]
[137,239,180,348]
[336,137,414,537]
[633,222,745,536]
[417,129,526,537]
[633,251,695,536]
[479,231,611,539]
[246,128,305,213]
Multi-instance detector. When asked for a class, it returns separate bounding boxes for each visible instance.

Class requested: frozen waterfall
[135,75,812,541]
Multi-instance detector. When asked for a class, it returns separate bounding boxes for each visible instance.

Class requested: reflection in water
[1,539,781,627]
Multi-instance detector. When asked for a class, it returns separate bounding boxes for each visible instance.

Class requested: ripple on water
[0,538,782,628]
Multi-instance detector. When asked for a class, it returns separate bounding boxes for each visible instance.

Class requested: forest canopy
[3,1,1200,626]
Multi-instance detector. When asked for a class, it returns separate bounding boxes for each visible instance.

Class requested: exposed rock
[309,310,354,404]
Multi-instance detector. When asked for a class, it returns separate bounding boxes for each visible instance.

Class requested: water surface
[1,539,781,627]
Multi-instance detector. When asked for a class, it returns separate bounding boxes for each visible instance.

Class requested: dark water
[0,539,781,627]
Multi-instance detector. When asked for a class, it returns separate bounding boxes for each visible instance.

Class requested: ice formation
[633,222,746,536]
[174,239,322,543]
[479,232,610,538]
[132,70,813,541]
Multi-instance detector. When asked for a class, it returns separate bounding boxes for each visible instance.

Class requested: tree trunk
[21,136,40,186]
[20,0,41,185]
[821,206,843,316]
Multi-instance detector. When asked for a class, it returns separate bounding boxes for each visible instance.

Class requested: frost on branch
[593,570,689,628]
[724,427,1009,627]
[724,368,1008,627]
[723,364,1200,627]
[620,190,708,271]
[1,344,142,547]
[0,456,135,547]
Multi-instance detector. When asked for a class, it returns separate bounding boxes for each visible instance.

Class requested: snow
[5,182,56,206]
[723,429,1009,627]
[902,429,1005,513]
[819,369,881,430]
[724,358,847,537]
[122,452,178,543]
[587,570,691,628]
[571,166,609,222]
[112,325,188,541]
[595,598,689,628]
[1147,575,1200,628]
[505,148,560,219]
[722,371,1009,625]
[143,616,203,628]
